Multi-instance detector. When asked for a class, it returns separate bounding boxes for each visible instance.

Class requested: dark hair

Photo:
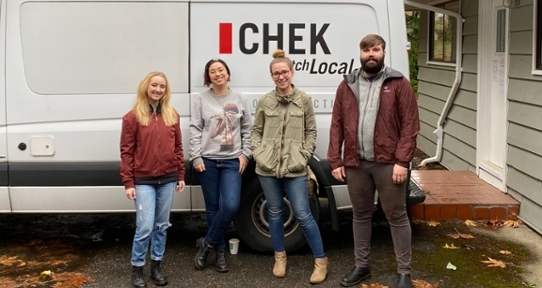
[359,34,386,51]
[203,59,231,86]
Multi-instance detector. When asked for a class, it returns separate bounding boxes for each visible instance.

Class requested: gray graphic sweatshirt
[189,89,253,166]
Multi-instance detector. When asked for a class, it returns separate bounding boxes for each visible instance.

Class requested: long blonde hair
[132,71,178,126]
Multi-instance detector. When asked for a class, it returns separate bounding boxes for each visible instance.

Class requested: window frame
[533,0,542,74]
[427,1,460,67]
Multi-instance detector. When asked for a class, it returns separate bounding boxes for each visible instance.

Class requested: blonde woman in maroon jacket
[120,71,186,288]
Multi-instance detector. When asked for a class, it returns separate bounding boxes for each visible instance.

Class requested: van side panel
[190,0,407,158]
[5,0,191,212]
[3,0,408,213]
[0,0,10,212]
[190,0,408,213]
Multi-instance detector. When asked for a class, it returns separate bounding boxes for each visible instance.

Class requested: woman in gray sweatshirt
[189,59,252,273]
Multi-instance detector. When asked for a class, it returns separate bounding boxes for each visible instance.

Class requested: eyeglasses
[271,70,290,78]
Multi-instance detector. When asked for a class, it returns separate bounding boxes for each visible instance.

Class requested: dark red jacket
[119,109,185,189]
[327,67,420,170]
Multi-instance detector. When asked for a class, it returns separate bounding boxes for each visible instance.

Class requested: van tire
[234,178,320,253]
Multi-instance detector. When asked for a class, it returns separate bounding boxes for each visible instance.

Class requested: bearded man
[327,34,420,288]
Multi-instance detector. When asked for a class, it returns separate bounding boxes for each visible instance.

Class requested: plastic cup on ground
[229,238,240,255]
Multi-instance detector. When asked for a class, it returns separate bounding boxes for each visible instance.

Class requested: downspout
[404,0,464,166]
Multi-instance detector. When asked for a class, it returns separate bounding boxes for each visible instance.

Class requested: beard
[360,56,385,74]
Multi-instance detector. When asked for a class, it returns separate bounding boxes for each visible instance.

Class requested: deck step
[407,170,520,220]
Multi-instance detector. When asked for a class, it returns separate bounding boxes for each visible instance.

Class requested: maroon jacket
[327,67,420,170]
[119,109,185,189]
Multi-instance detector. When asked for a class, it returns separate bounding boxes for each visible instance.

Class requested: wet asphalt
[2,206,541,287]
[0,205,409,288]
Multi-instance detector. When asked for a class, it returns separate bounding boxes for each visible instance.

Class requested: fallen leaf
[0,255,24,267]
[426,221,441,227]
[39,270,52,282]
[499,250,512,255]
[448,228,475,239]
[0,277,18,288]
[481,257,506,268]
[413,279,440,288]
[443,243,459,249]
[447,232,475,239]
[464,219,477,227]
[503,219,521,228]
[446,262,457,270]
[481,217,504,229]
[361,284,389,288]
[51,260,69,266]
[51,272,93,288]
[508,212,519,221]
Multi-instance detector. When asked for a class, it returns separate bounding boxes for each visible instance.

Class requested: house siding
[507,0,542,231]
[416,1,478,173]
[415,0,542,232]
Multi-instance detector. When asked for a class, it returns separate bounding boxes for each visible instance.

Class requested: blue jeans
[258,175,325,258]
[198,157,242,249]
[131,181,176,266]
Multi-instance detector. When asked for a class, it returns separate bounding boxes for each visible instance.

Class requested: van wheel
[234,178,320,253]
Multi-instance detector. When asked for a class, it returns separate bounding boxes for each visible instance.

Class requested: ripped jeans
[131,181,176,266]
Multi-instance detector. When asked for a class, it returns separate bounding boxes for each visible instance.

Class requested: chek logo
[218,22,331,55]
[219,23,233,54]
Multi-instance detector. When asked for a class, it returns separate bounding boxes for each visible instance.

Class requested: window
[496,9,507,53]
[428,1,459,63]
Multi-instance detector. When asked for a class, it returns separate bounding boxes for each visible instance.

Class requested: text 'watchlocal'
[219,23,355,75]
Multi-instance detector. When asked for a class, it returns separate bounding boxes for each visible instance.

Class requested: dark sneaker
[194,237,212,270]
[150,260,168,286]
[215,248,229,273]
[131,266,147,288]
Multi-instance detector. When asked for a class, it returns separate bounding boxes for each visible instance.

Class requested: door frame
[476,0,509,191]
[0,0,11,212]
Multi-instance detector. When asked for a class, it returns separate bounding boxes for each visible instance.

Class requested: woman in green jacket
[251,49,327,284]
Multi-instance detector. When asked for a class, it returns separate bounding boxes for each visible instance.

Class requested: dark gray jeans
[345,160,411,274]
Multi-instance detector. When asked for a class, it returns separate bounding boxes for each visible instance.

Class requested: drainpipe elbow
[420,127,444,166]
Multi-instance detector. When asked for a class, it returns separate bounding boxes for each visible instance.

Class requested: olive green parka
[251,86,316,178]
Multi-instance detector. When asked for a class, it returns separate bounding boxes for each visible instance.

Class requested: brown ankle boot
[309,257,328,284]
[273,251,287,278]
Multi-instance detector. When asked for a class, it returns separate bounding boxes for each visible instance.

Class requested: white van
[0,0,422,252]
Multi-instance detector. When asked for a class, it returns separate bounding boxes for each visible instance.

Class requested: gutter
[403,0,464,166]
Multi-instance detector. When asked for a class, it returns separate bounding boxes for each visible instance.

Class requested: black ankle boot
[397,273,412,288]
[194,237,212,270]
[150,260,168,286]
[215,247,229,273]
[131,266,147,288]
[340,266,371,287]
